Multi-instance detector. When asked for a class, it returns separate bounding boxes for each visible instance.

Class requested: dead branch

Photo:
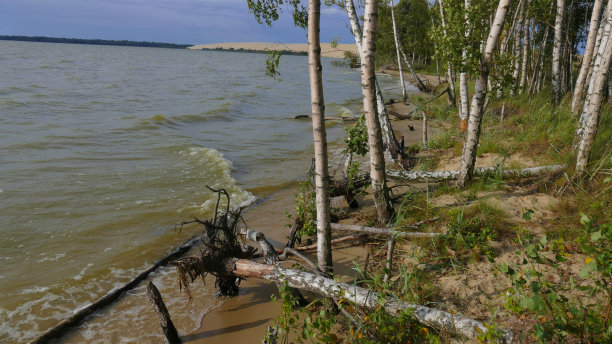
[293,233,369,251]
[386,164,567,181]
[330,223,442,238]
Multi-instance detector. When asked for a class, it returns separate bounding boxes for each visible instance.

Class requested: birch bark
[361,0,393,224]
[518,16,531,94]
[571,0,604,114]
[439,0,457,107]
[390,0,407,100]
[575,3,612,177]
[459,0,472,131]
[511,0,525,96]
[551,0,565,106]
[457,0,511,188]
[345,0,403,163]
[307,0,333,273]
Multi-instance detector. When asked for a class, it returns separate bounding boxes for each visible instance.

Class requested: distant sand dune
[188,42,358,59]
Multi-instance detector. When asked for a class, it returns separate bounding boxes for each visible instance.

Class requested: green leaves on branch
[344,115,368,156]
[265,49,282,80]
[247,0,307,28]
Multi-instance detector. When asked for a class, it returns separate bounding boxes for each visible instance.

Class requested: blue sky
[0,0,354,44]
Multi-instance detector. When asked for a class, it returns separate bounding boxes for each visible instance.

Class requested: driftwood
[330,222,442,238]
[387,164,567,181]
[147,281,181,344]
[292,114,358,122]
[228,259,513,343]
[293,233,369,251]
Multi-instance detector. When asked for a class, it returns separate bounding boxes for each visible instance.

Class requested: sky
[0,0,354,45]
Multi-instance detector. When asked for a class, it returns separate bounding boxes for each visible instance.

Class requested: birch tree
[344,0,405,164]
[571,0,604,114]
[551,0,565,106]
[361,0,394,224]
[438,0,457,107]
[459,0,472,131]
[575,2,612,177]
[307,0,333,273]
[457,0,511,188]
[246,0,332,272]
[390,0,408,100]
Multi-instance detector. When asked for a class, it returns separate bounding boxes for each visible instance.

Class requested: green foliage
[500,215,612,343]
[343,50,360,68]
[247,0,307,28]
[265,49,282,80]
[271,282,339,344]
[290,172,317,237]
[343,115,368,156]
[439,202,505,264]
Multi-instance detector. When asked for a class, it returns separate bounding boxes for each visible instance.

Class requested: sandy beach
[188,42,359,59]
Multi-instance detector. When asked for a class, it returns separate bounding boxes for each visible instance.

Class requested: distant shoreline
[0,35,191,49]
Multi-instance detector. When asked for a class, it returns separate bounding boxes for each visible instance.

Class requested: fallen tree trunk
[147,281,182,344]
[228,259,513,343]
[330,223,441,238]
[387,164,566,181]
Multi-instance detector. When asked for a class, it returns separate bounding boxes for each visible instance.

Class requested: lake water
[0,40,412,343]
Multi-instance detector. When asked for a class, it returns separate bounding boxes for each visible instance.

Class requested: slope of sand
[188,42,359,59]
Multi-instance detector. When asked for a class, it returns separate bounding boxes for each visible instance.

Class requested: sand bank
[188,42,359,59]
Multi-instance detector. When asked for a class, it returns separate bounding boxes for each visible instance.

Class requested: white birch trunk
[230,259,513,343]
[399,44,428,93]
[439,0,457,107]
[389,164,566,181]
[511,1,526,96]
[575,4,612,177]
[571,0,604,114]
[585,1,609,89]
[551,0,565,106]
[457,0,511,188]
[518,17,531,94]
[345,0,403,163]
[361,0,393,224]
[308,0,333,273]
[390,0,407,100]
[609,63,612,103]
[459,0,472,130]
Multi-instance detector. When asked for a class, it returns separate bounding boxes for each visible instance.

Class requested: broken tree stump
[147,281,181,344]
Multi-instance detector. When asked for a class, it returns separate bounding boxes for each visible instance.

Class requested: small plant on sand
[499,214,612,343]
[287,170,317,238]
[271,282,339,344]
[343,115,368,157]
[438,202,504,265]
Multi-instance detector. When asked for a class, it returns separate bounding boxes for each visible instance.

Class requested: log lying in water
[147,281,181,344]
[227,258,513,343]
[386,164,567,181]
[28,233,206,344]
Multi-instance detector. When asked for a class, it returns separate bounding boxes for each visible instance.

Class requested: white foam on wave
[179,146,257,214]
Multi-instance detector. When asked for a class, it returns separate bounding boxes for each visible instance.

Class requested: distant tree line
[0,35,191,49]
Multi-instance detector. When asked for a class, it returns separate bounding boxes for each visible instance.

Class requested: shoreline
[187,42,359,59]
[182,81,437,343]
